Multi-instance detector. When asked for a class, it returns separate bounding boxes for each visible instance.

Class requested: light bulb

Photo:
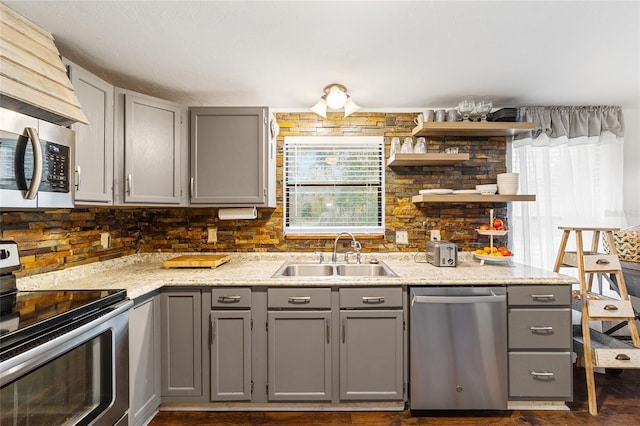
[325,85,348,109]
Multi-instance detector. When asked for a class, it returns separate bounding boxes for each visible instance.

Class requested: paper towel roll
[218,207,257,220]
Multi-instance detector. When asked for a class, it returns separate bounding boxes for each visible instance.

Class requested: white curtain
[509,106,626,271]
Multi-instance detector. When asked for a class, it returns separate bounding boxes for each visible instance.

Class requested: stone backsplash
[1,112,508,277]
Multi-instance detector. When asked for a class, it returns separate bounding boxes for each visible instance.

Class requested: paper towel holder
[218,207,258,220]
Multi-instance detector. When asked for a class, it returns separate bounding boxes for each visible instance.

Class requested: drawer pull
[218,295,241,303]
[530,371,555,380]
[530,294,555,301]
[529,326,554,334]
[596,258,610,265]
[288,296,311,304]
[615,353,631,361]
[603,304,619,311]
[362,296,385,304]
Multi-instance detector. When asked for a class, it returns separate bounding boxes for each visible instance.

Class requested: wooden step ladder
[553,226,640,415]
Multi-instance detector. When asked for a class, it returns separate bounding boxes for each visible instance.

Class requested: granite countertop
[16,252,577,300]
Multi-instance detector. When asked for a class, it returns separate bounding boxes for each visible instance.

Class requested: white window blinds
[284,136,385,236]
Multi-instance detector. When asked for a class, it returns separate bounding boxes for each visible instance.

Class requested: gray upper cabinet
[64,59,114,205]
[189,107,276,207]
[114,89,186,205]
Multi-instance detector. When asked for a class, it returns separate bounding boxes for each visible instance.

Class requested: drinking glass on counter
[390,137,401,156]
[414,137,426,153]
[401,137,413,153]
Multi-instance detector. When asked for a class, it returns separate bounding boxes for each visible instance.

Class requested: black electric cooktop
[0,289,127,354]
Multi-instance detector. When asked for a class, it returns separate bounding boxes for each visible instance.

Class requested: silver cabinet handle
[362,296,385,304]
[211,317,216,343]
[24,127,43,199]
[530,326,554,333]
[288,296,310,304]
[126,174,132,195]
[530,294,556,301]
[530,371,555,379]
[326,319,330,344]
[75,165,81,190]
[342,318,346,344]
[218,295,241,303]
[190,177,194,198]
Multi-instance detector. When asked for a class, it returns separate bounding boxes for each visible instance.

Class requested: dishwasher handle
[412,294,506,305]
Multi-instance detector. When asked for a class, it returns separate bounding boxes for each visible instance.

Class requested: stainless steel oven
[0,107,74,209]
[0,242,131,426]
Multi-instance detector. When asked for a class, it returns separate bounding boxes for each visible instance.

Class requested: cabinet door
[129,294,160,426]
[210,310,252,401]
[124,93,182,204]
[66,59,114,204]
[267,311,332,401]
[190,107,272,206]
[160,290,202,397]
[340,310,403,400]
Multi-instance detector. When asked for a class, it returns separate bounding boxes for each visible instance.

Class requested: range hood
[0,3,87,126]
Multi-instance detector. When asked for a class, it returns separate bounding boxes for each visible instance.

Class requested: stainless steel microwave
[0,107,75,209]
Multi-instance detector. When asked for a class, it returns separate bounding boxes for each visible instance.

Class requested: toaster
[426,240,458,267]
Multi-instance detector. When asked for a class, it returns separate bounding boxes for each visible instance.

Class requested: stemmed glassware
[476,100,493,121]
[458,100,475,122]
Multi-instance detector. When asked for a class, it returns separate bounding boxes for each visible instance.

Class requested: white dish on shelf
[452,189,479,194]
[474,253,513,263]
[419,189,454,195]
[476,229,508,236]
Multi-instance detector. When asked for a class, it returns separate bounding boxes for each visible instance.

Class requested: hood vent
[0,3,87,126]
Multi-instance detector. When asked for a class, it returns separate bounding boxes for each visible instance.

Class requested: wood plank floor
[149,366,640,425]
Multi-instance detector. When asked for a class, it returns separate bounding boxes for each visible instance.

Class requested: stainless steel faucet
[332,232,362,263]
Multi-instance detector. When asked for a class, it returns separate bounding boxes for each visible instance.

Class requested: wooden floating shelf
[412,194,536,203]
[411,121,535,137]
[387,153,470,167]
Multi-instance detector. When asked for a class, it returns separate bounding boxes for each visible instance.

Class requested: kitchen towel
[218,207,257,220]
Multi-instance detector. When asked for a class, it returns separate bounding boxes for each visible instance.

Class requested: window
[283,136,385,236]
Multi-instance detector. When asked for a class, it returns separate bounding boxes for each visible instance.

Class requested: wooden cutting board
[162,254,231,269]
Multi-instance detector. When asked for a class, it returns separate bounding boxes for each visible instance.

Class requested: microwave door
[0,133,38,209]
[16,127,43,200]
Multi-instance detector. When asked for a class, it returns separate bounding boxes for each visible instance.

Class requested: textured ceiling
[4,1,640,110]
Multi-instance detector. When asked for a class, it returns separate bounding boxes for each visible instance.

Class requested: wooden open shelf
[411,121,535,137]
[387,153,469,167]
[412,194,536,203]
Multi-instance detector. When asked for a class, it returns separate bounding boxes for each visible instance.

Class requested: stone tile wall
[1,112,508,277]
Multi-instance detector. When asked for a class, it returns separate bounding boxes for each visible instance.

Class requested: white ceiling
[4,0,640,111]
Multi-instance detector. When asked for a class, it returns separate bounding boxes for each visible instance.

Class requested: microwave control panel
[41,142,70,192]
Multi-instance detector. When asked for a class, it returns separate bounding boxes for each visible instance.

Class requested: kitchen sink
[272,261,397,278]
[335,263,397,277]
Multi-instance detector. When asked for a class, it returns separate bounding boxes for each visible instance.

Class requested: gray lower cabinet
[339,310,403,400]
[189,107,276,206]
[65,58,114,205]
[129,293,160,426]
[161,289,202,399]
[210,287,252,401]
[339,287,404,401]
[266,287,332,401]
[507,285,572,400]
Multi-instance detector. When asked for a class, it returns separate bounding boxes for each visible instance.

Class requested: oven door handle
[0,298,133,387]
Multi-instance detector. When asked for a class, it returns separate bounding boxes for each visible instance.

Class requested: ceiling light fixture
[310,83,361,118]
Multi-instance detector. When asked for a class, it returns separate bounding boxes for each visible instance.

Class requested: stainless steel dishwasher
[410,287,507,410]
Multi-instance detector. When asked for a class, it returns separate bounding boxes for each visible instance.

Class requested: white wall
[623,108,640,226]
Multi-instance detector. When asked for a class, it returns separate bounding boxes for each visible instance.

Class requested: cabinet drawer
[508,308,571,349]
[509,352,572,399]
[339,287,403,309]
[508,285,571,306]
[268,288,331,309]
[212,288,251,308]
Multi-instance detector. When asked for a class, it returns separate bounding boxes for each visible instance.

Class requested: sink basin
[272,261,397,278]
[335,263,398,277]
[273,263,334,277]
